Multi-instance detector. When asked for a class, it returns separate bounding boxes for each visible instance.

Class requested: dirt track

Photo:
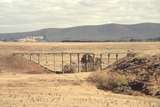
[0,73,159,107]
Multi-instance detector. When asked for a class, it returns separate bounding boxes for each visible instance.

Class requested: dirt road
[0,72,159,107]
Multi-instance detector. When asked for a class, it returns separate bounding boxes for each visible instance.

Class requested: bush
[63,62,77,73]
[88,71,129,91]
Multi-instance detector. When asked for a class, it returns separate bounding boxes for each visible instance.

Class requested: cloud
[0,0,159,32]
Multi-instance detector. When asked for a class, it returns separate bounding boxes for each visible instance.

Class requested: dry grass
[0,42,160,54]
[88,71,128,90]
[0,73,160,107]
[0,42,160,107]
[0,42,160,72]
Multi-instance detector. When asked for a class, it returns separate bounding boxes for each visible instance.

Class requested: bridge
[13,51,127,73]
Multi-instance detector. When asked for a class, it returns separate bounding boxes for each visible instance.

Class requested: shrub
[63,62,77,73]
[88,71,129,91]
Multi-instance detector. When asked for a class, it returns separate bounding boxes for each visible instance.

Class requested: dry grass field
[0,73,160,107]
[0,42,160,107]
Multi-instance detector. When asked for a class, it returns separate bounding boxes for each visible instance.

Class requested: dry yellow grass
[0,42,160,107]
[1,42,160,71]
[0,42,160,54]
[0,73,160,107]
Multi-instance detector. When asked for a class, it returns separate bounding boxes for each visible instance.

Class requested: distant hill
[0,23,160,42]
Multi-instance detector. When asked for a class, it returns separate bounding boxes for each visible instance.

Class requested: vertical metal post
[70,53,72,67]
[62,53,64,73]
[100,54,103,71]
[38,54,40,64]
[86,54,88,72]
[116,53,118,62]
[93,54,95,70]
[77,53,80,72]
[108,53,110,64]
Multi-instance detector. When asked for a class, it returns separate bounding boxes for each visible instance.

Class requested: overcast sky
[0,0,160,33]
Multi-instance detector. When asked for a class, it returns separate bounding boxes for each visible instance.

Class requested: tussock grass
[88,71,128,90]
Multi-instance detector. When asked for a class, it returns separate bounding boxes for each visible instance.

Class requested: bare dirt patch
[0,54,50,74]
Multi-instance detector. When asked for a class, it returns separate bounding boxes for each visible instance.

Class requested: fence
[13,51,127,73]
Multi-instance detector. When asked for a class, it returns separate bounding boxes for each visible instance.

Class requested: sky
[0,0,160,33]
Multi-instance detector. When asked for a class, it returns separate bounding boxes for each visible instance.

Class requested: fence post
[62,53,64,73]
[108,53,110,64]
[86,54,89,72]
[100,54,103,71]
[37,54,40,64]
[77,53,80,72]
[93,53,95,70]
[70,53,72,68]
[116,53,118,62]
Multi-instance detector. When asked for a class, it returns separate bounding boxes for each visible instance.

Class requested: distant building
[18,36,44,42]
